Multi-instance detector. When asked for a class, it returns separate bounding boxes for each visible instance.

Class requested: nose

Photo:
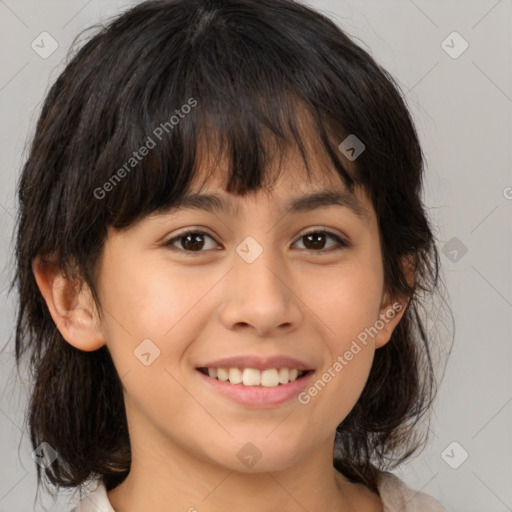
[218,244,303,337]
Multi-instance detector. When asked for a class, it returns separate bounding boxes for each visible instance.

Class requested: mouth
[197,367,312,387]
[195,365,315,407]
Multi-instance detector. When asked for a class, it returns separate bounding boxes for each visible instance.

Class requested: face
[60,145,406,474]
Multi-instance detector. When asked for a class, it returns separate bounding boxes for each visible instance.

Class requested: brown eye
[293,230,349,252]
[165,230,218,253]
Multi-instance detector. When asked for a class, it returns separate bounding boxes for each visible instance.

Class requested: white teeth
[242,368,261,386]
[228,368,243,384]
[217,368,229,382]
[204,367,306,387]
[261,368,279,387]
[278,368,289,384]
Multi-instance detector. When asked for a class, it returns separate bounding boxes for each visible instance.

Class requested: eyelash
[163,228,350,256]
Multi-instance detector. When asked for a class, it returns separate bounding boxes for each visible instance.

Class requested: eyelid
[297,226,349,242]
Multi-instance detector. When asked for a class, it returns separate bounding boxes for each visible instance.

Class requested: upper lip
[197,355,314,371]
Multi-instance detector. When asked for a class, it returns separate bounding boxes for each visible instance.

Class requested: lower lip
[196,370,315,407]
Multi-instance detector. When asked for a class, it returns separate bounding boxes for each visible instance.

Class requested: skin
[33,141,413,512]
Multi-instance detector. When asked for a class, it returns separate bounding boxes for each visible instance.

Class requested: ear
[374,255,415,349]
[32,256,106,351]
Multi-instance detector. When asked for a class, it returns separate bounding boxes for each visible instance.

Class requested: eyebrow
[166,190,369,223]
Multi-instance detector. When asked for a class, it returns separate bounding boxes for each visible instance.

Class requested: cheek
[98,254,215,369]
[310,256,384,350]
[297,256,382,425]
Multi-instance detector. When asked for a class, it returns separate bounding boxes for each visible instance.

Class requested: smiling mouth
[197,367,311,387]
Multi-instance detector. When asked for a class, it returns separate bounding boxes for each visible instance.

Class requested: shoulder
[68,479,115,512]
[377,471,447,512]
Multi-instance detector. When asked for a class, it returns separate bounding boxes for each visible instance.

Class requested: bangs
[81,1,367,231]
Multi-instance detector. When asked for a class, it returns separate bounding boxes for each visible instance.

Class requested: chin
[210,437,307,473]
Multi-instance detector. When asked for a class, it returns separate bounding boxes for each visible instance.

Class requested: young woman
[13,0,450,510]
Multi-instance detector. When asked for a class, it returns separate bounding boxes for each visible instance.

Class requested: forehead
[168,146,373,224]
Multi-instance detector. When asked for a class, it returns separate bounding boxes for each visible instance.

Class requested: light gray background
[1,1,511,511]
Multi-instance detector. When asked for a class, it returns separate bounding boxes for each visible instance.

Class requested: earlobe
[374,296,409,349]
[32,256,106,351]
[374,255,415,349]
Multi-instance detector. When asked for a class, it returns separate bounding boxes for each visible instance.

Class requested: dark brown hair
[11,0,452,499]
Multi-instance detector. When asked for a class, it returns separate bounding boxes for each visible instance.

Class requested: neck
[106,396,383,512]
